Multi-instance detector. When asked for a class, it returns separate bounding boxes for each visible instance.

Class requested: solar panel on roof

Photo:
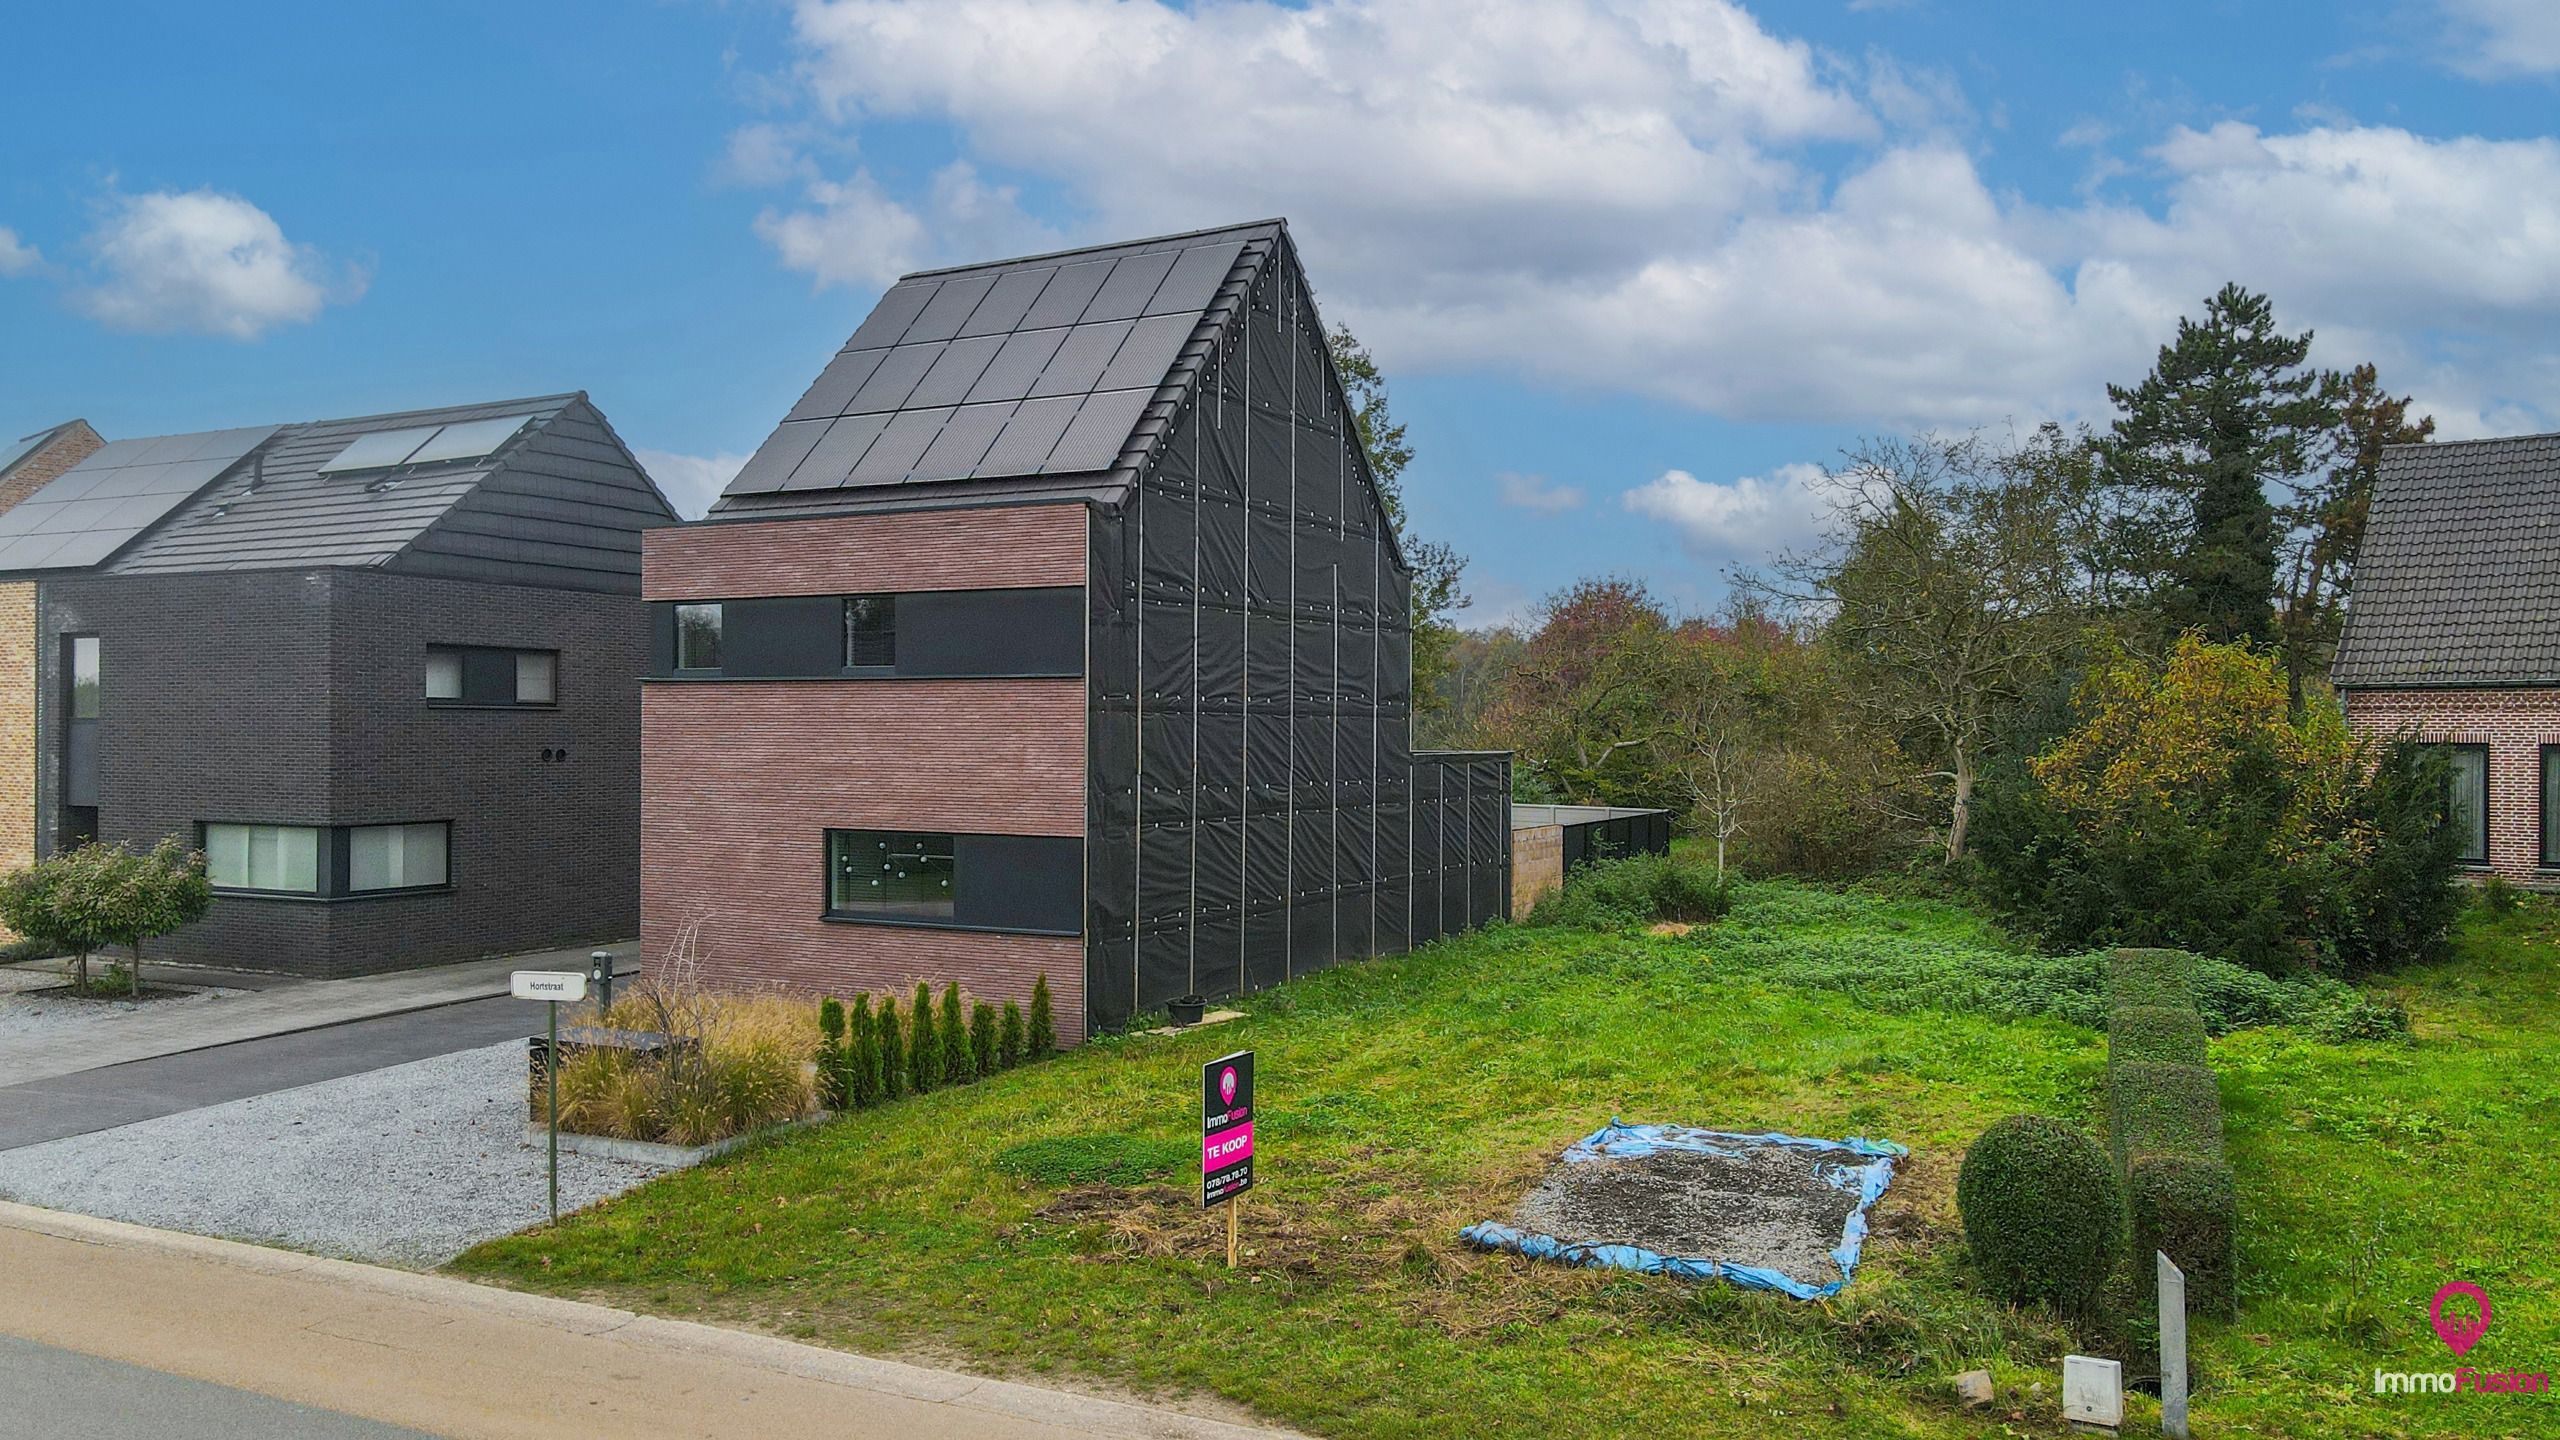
[1080,252,1180,324]
[0,424,275,572]
[1028,321,1135,398]
[317,426,439,474]
[405,414,532,465]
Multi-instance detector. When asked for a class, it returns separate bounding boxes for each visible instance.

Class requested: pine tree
[847,993,879,1108]
[940,983,970,1085]
[970,1001,997,1078]
[1028,973,1057,1059]
[2276,362,2433,703]
[876,994,905,1101]
[998,1001,1025,1070]
[815,998,847,1110]
[909,981,939,1094]
[2103,284,2340,646]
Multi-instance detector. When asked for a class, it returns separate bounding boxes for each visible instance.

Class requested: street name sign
[511,971,588,1003]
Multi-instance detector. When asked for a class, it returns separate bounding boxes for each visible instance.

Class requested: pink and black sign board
[1201,1050,1254,1207]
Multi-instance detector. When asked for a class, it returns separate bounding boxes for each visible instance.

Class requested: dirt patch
[1506,1143,1864,1284]
[1646,922,1696,937]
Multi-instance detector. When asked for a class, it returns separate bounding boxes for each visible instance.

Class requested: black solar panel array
[723,226,1271,498]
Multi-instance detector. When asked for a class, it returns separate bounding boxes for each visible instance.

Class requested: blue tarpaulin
[1461,1120,1908,1300]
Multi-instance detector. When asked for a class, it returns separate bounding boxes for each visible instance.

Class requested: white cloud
[754,0,2560,439]
[2435,0,2560,77]
[1497,471,1585,513]
[0,227,38,277]
[1622,462,1830,560]
[634,448,752,519]
[75,189,358,339]
[718,123,816,188]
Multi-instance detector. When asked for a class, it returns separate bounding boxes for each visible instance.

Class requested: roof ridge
[2383,429,2560,452]
[896,219,1287,281]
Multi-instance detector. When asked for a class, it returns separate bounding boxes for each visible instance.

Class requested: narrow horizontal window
[205,823,321,894]
[676,603,722,671]
[350,822,450,893]
[427,646,559,707]
[827,829,955,920]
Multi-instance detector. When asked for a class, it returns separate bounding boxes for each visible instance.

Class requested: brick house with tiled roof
[2335,431,2560,883]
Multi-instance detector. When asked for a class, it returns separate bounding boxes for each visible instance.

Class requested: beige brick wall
[1511,824,1563,920]
[0,581,34,899]
[0,422,103,519]
[2343,686,2560,885]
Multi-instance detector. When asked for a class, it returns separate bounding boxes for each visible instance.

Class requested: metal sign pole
[547,998,560,1226]
[2158,1251,2189,1439]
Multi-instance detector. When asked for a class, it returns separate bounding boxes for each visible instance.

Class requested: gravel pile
[1508,1143,1861,1282]
[0,968,244,1047]
[0,1041,668,1267]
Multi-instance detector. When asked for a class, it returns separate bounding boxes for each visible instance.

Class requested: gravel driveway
[0,967,245,1047]
[0,1042,668,1267]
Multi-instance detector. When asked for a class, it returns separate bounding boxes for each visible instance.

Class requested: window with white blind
[205,824,322,894]
[350,822,451,892]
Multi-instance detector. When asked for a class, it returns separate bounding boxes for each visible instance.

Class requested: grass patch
[992,1134,1193,1187]
[452,876,2537,1439]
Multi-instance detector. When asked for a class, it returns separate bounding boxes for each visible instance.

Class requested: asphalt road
[0,996,540,1151]
[0,1335,437,1440]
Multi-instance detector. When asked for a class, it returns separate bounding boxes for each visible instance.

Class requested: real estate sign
[1201,1050,1254,1207]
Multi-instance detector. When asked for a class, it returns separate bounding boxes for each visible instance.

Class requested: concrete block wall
[2343,686,2560,885]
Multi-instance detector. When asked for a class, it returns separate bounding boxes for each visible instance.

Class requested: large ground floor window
[828,830,956,920]
[206,823,321,894]
[816,828,1082,934]
[204,820,451,897]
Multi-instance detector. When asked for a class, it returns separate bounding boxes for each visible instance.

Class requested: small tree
[998,1000,1026,1070]
[940,983,970,1084]
[0,849,100,990]
[815,998,848,1110]
[0,837,208,995]
[908,981,939,1094]
[1028,974,1057,1059]
[876,993,906,1101]
[970,1001,998,1078]
[846,993,879,1108]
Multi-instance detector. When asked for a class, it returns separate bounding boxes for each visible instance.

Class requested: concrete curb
[0,1199,1301,1439]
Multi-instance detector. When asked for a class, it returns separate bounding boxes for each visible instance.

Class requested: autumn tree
[1651,610,1794,880]
[1480,578,1682,806]
[1329,324,1470,724]
[2103,284,2341,646]
[2276,363,2433,702]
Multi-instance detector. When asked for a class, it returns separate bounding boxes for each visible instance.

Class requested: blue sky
[5,2,2557,626]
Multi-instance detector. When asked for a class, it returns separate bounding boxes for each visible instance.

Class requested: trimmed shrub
[2106,1005,2209,1073]
[999,1000,1026,1069]
[1526,851,1731,931]
[939,984,970,1084]
[875,994,904,1100]
[1029,974,1057,1058]
[847,993,879,1108]
[2108,1062,2225,1163]
[815,998,848,1110]
[907,982,938,1095]
[970,1001,998,1077]
[2127,1152,2238,1316]
[1955,1115,2123,1312]
[2105,948,2196,1013]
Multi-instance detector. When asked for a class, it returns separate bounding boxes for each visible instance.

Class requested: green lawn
[453,881,2559,1440]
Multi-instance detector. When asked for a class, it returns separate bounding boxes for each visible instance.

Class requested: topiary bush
[2108,1062,2225,1164]
[908,981,939,1094]
[1956,1115,2123,1312]
[2104,947,2196,1013]
[2127,1152,2238,1316]
[1526,852,1731,931]
[1028,974,1057,1058]
[2106,1005,2209,1073]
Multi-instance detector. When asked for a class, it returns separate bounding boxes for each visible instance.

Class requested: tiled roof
[715,220,1283,509]
[2333,432,2560,687]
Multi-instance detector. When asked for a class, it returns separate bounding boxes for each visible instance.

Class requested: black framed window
[827,829,955,920]
[426,646,559,707]
[2542,746,2560,869]
[844,595,895,668]
[204,820,454,898]
[2438,743,2489,867]
[349,822,450,892]
[675,603,722,670]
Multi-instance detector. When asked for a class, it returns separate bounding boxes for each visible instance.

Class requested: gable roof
[0,421,93,483]
[715,219,1285,513]
[0,394,677,589]
[2332,432,2560,688]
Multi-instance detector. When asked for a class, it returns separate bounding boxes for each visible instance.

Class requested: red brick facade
[2342,687,2560,884]
[640,504,1091,1040]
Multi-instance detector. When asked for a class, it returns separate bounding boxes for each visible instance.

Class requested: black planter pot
[1168,994,1207,1026]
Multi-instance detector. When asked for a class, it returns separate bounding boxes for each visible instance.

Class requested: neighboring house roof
[0,395,678,592]
[0,419,108,518]
[716,219,1283,513]
[0,422,80,479]
[2332,432,2560,688]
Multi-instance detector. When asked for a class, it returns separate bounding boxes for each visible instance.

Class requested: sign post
[1201,1050,1254,1269]
[2157,1251,2189,1439]
[513,970,588,1226]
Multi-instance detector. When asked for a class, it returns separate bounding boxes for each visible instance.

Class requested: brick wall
[0,422,104,520]
[0,583,33,915]
[37,568,646,976]
[2343,686,2560,884]
[641,506,1092,1040]
[1511,823,1562,920]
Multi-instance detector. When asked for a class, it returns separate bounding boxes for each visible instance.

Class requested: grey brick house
[2335,431,2560,884]
[0,394,678,975]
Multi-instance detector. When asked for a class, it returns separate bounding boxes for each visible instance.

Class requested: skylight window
[405,414,532,465]
[317,426,441,474]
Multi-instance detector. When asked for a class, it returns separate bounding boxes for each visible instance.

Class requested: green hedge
[2127,1152,2238,1315]
[2106,1005,2210,1073]
[2104,948,2236,1316]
